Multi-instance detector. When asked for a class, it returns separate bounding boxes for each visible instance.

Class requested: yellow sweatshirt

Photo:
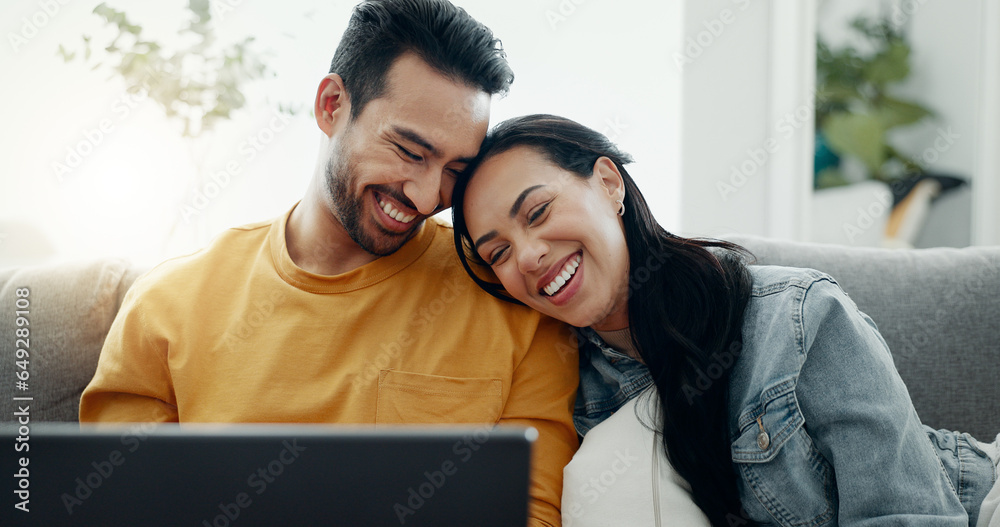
[80,206,580,526]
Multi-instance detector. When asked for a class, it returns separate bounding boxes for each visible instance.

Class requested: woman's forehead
[470,147,556,192]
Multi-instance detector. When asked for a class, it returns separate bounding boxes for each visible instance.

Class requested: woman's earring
[616,199,625,217]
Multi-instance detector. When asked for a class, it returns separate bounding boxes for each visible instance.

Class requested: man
[80,1,579,525]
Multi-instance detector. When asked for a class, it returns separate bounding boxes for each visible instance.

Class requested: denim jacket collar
[574,326,653,436]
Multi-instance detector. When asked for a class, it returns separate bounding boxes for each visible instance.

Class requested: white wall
[678,0,815,240]
[973,0,1000,246]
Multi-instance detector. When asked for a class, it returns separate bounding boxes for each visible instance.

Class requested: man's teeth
[379,200,416,224]
[543,254,582,296]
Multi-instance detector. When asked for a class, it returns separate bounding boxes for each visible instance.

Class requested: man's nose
[402,168,445,216]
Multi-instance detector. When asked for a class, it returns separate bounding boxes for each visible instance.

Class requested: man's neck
[285,182,381,276]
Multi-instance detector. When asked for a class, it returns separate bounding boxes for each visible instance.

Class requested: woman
[452,114,1000,526]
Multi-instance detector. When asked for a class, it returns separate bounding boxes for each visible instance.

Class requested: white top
[561,391,711,527]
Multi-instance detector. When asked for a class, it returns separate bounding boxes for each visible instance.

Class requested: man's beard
[325,142,422,256]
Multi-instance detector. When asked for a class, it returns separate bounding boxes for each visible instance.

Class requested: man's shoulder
[416,218,549,322]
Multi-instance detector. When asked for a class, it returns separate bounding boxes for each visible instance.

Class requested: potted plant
[813,15,966,247]
[814,15,932,188]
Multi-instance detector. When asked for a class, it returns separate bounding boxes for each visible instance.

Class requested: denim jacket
[575,265,997,526]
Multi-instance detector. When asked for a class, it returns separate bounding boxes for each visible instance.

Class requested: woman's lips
[543,252,584,307]
[536,251,579,292]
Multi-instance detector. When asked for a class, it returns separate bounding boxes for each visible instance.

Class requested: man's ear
[593,156,625,201]
[315,73,352,137]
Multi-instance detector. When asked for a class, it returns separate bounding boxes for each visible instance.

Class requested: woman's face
[463,146,631,330]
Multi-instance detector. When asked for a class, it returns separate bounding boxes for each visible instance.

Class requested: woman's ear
[593,156,626,201]
[314,73,352,137]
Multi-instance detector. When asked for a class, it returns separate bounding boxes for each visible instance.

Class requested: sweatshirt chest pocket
[731,380,836,527]
[376,370,504,425]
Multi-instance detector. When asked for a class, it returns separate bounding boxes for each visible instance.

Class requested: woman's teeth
[543,254,581,296]
[379,200,416,224]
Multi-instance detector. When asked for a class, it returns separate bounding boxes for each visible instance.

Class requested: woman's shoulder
[744,264,858,316]
[746,264,838,296]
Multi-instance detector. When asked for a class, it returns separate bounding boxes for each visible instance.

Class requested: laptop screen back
[1,423,535,527]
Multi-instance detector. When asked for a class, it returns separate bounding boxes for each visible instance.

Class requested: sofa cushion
[723,235,999,439]
[0,259,143,422]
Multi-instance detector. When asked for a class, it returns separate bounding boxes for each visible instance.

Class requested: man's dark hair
[329,0,514,120]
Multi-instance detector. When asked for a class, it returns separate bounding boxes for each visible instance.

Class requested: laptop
[1,423,535,527]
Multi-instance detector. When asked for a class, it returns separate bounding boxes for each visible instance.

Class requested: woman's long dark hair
[453,115,756,525]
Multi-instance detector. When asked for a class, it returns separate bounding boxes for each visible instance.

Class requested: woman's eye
[528,202,550,224]
[397,145,423,162]
[489,247,508,266]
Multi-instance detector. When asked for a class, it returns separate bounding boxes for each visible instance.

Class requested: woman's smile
[463,146,630,329]
[539,251,583,304]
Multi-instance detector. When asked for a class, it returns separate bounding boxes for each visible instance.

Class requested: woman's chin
[532,302,597,328]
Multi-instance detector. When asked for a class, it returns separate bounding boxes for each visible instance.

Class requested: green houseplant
[59,0,275,138]
[814,16,933,188]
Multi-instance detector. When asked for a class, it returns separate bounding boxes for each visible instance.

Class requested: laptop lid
[1,423,535,527]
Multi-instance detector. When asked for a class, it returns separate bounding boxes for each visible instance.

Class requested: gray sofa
[1,238,997,438]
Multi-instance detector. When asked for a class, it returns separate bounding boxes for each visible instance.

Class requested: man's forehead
[375,61,491,156]
[382,54,491,115]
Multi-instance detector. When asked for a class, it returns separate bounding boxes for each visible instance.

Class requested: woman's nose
[516,239,547,275]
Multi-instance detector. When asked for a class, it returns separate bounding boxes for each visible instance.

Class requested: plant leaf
[56,44,76,62]
[822,112,886,174]
[874,96,932,129]
[865,41,910,85]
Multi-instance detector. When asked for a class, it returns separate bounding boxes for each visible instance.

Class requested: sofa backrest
[725,235,999,439]
[0,259,145,422]
[4,244,997,438]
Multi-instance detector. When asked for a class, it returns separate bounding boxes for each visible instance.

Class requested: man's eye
[528,203,550,224]
[397,145,423,162]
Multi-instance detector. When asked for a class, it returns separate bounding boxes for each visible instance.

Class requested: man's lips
[372,191,419,233]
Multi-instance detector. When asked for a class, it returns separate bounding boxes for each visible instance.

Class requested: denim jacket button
[754,415,770,450]
[757,430,770,450]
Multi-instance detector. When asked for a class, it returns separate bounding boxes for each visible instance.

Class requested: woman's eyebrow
[474,231,498,252]
[472,184,547,251]
[509,185,545,218]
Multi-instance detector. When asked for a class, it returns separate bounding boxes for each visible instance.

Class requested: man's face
[324,53,492,256]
